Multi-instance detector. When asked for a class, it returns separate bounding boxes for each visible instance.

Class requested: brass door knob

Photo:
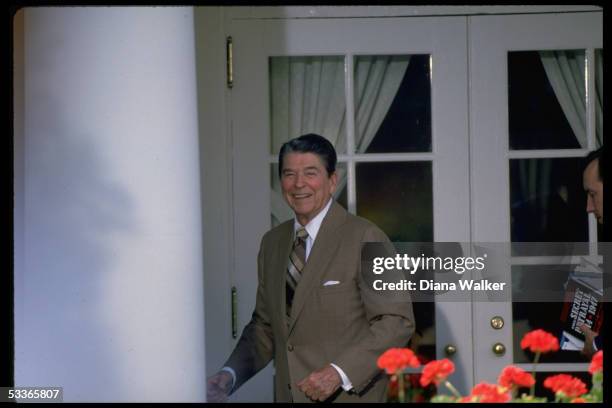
[490,316,504,330]
[492,342,506,356]
[444,344,457,356]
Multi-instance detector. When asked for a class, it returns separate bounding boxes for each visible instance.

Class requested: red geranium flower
[470,382,511,403]
[498,365,535,389]
[520,329,559,353]
[420,359,454,387]
[589,350,603,375]
[543,374,588,399]
[377,348,420,374]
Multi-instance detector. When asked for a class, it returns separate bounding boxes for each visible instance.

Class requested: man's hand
[579,324,598,358]
[206,370,233,403]
[297,365,342,402]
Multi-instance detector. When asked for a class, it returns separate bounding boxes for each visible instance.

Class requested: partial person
[579,146,604,357]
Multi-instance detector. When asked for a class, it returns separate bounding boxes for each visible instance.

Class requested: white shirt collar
[293,197,333,242]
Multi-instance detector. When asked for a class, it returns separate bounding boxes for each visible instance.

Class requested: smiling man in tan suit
[207,134,415,402]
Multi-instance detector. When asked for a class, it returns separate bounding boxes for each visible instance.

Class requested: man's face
[583,159,603,224]
[281,152,337,226]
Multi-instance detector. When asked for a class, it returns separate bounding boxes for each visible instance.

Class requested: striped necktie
[286,227,308,318]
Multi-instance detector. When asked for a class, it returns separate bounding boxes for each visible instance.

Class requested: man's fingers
[207,385,224,401]
[297,375,310,387]
[298,377,317,400]
[298,367,340,401]
[580,324,598,336]
[300,380,326,401]
[210,371,232,391]
[206,372,233,402]
[297,377,313,394]
[298,381,312,394]
[207,391,228,403]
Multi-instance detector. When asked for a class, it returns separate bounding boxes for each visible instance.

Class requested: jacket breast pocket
[316,279,365,350]
[317,280,361,319]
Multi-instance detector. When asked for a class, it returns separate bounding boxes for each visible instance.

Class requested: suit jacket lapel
[275,221,294,339]
[288,201,347,335]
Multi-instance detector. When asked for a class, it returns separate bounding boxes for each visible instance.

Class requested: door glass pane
[508,50,586,150]
[270,163,347,227]
[510,158,588,249]
[355,55,432,153]
[356,161,433,242]
[595,49,603,146]
[269,55,346,155]
[355,161,434,363]
[409,303,436,365]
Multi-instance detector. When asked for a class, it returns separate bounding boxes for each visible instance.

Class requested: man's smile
[292,193,312,199]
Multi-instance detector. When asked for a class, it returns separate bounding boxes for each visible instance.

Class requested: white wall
[14,7,206,402]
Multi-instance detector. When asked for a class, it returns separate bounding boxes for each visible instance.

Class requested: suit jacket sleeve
[223,240,274,392]
[595,333,603,351]
[332,225,415,394]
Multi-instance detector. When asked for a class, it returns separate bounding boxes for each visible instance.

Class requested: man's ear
[329,171,338,194]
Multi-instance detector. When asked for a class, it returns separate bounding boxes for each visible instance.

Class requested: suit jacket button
[288,344,294,351]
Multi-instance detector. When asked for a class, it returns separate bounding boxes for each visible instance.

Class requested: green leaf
[592,371,603,385]
[514,394,548,403]
[430,395,457,403]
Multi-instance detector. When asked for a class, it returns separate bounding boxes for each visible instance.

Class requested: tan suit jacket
[225,201,415,402]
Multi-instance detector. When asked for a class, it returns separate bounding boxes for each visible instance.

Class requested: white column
[14,7,206,402]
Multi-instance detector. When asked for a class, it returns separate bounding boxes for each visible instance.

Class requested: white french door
[228,16,471,400]
[469,11,602,388]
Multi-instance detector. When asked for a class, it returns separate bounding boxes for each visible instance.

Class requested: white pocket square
[323,280,340,286]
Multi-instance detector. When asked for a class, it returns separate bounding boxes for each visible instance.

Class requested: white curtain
[595,50,604,147]
[539,49,603,147]
[270,55,410,225]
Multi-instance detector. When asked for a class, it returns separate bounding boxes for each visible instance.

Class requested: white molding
[507,149,590,159]
[221,6,601,20]
[515,363,590,372]
[511,256,603,265]
[193,6,234,378]
[268,153,436,163]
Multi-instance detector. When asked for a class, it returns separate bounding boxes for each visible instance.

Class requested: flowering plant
[378,329,603,403]
[377,348,422,402]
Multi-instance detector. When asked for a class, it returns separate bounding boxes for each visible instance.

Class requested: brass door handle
[492,342,506,356]
[444,344,457,356]
[490,316,504,329]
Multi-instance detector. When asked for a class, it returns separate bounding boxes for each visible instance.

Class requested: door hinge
[231,286,237,338]
[226,36,233,89]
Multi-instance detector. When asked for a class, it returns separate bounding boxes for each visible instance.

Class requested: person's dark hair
[583,146,604,182]
[278,133,337,177]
